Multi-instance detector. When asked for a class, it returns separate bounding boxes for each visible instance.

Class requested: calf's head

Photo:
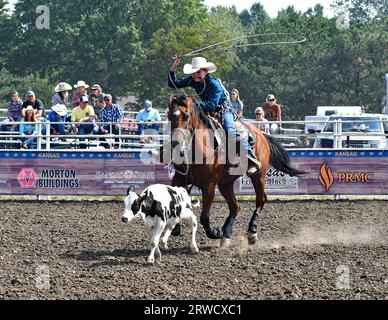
[121,186,143,223]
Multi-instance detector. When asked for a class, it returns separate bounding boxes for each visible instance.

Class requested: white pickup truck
[305,106,363,134]
[313,113,388,148]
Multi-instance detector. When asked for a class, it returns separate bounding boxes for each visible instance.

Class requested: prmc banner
[0,150,387,196]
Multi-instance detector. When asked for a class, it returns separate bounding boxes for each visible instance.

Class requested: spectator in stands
[254,107,270,134]
[71,96,95,145]
[48,104,68,136]
[261,94,282,133]
[135,100,161,136]
[90,84,104,109]
[261,94,282,121]
[93,93,106,116]
[71,80,89,108]
[1,91,23,133]
[229,88,244,116]
[122,113,138,134]
[22,91,45,118]
[52,82,72,106]
[99,94,124,135]
[19,106,39,149]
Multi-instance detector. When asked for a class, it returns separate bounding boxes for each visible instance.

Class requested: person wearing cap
[99,94,124,135]
[229,88,244,116]
[92,95,109,136]
[52,82,72,107]
[168,55,260,177]
[48,104,69,135]
[71,95,95,142]
[90,84,104,109]
[135,100,161,138]
[1,91,23,133]
[261,94,282,133]
[71,80,89,108]
[22,91,45,118]
[19,105,39,149]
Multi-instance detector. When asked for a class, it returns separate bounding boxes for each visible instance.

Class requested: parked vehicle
[313,113,388,148]
[305,106,363,134]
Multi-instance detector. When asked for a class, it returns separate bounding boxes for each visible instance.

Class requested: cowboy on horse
[168,55,260,177]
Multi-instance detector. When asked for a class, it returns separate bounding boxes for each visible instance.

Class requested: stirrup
[247,155,262,170]
[246,155,261,177]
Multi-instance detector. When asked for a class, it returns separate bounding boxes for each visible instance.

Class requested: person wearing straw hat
[19,105,39,149]
[48,104,69,135]
[168,55,261,177]
[71,80,89,108]
[52,82,72,106]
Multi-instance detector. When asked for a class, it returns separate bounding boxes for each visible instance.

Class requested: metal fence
[1,114,387,151]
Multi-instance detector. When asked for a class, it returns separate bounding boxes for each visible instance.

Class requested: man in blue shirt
[135,100,161,135]
[99,94,124,134]
[168,56,260,177]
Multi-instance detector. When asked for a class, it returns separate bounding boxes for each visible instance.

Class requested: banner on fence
[0,150,387,196]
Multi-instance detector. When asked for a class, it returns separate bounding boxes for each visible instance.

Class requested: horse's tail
[263,134,306,177]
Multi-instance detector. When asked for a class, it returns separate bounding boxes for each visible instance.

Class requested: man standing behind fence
[98,94,124,135]
[135,100,161,135]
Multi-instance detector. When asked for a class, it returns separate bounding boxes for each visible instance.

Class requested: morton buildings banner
[0,150,387,196]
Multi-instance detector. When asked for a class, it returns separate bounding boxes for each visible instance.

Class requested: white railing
[0,118,387,150]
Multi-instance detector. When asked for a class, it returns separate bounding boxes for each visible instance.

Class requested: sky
[203,0,337,17]
[5,0,338,17]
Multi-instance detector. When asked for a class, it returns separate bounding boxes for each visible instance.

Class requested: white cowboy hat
[74,80,89,89]
[22,105,37,116]
[55,82,72,93]
[51,104,68,117]
[183,57,217,74]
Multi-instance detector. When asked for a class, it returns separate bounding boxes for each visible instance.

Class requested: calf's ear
[140,190,154,213]
[127,185,135,195]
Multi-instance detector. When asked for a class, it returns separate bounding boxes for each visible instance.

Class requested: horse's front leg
[200,183,223,239]
[218,181,240,247]
[170,175,188,236]
[248,172,267,244]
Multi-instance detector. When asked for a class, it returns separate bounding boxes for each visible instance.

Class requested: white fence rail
[1,117,387,151]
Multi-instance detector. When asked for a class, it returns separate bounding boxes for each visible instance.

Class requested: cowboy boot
[246,147,261,177]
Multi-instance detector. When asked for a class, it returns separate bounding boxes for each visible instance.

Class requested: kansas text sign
[0,150,387,196]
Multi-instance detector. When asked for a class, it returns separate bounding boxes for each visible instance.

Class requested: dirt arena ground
[0,199,386,300]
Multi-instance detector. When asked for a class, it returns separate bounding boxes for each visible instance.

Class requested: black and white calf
[121,184,199,263]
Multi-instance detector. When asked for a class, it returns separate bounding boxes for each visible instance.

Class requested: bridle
[168,95,197,176]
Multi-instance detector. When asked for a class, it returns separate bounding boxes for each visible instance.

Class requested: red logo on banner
[17,168,38,188]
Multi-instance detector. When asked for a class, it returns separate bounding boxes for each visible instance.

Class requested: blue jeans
[77,123,94,141]
[221,108,256,159]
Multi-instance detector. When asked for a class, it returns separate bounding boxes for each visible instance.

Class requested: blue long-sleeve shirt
[168,71,228,113]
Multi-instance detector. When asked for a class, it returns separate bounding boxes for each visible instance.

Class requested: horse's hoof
[160,243,169,252]
[206,228,223,240]
[247,233,257,245]
[220,237,231,248]
[191,246,199,254]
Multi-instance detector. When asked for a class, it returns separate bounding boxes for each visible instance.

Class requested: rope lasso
[182,33,306,57]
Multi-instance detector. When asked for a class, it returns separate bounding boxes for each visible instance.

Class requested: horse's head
[167,94,195,128]
[167,94,197,160]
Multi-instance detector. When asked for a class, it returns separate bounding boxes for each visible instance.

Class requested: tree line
[0,0,386,119]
